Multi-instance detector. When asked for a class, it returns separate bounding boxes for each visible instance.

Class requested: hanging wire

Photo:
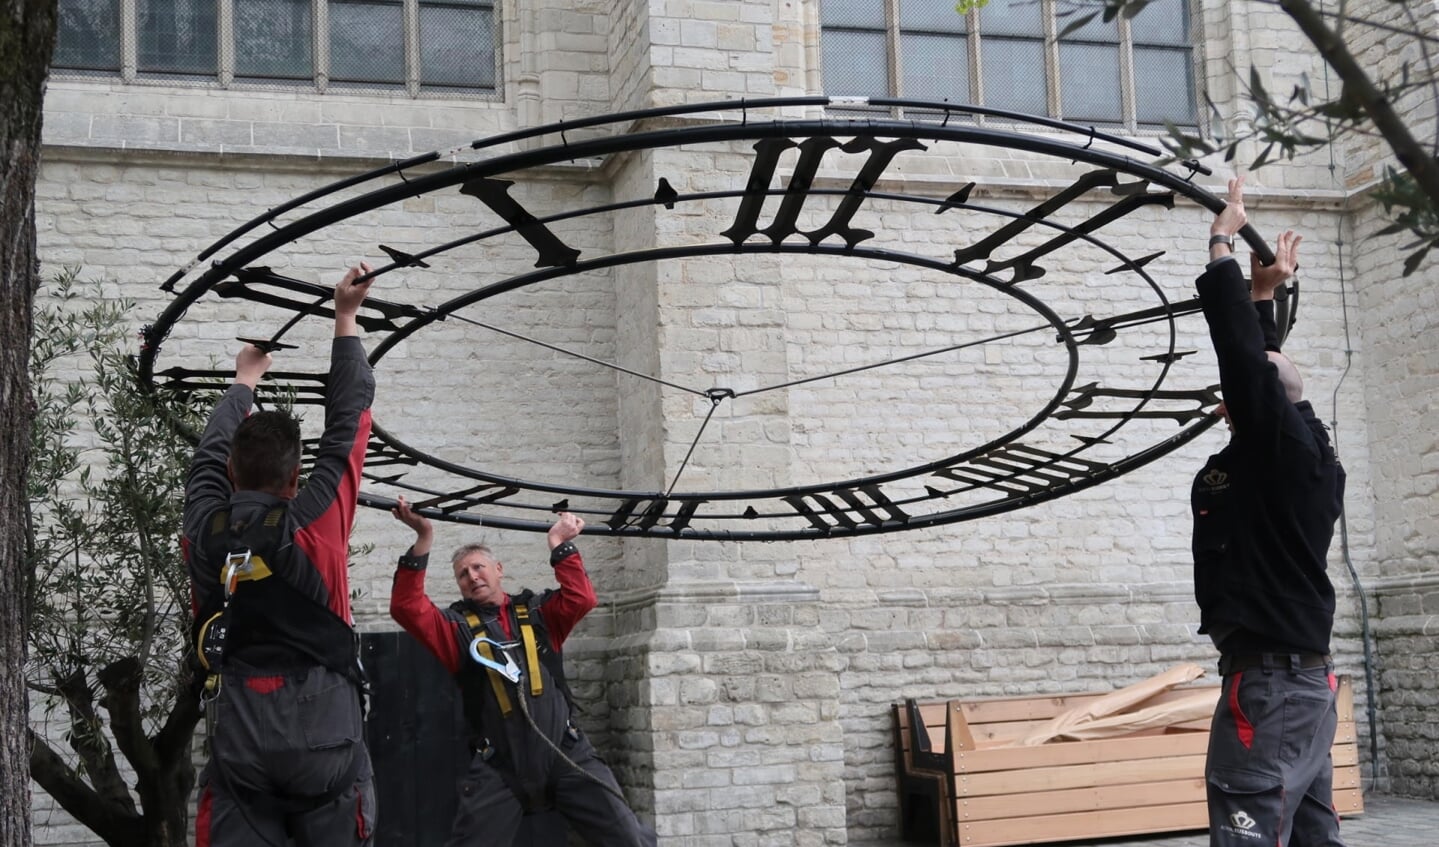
[664,390,733,497]
[733,322,1055,398]
[445,312,709,397]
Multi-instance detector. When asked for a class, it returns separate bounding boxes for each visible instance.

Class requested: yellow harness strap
[515,603,544,698]
[465,611,513,717]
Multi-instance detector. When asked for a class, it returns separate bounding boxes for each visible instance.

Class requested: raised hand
[548,511,585,548]
[234,343,273,389]
[1212,175,1248,238]
[1251,230,1301,301]
[392,495,434,555]
[334,261,375,318]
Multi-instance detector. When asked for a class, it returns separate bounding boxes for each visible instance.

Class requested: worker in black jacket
[1194,176,1347,847]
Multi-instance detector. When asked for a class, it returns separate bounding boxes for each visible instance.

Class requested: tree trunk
[1,2,57,846]
[1279,0,1439,213]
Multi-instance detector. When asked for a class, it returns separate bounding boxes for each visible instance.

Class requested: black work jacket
[1191,258,1346,655]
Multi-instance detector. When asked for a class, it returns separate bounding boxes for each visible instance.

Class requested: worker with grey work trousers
[185,263,378,847]
[390,498,656,847]
[1192,176,1347,847]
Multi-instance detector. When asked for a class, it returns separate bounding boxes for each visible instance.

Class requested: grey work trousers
[1206,659,1346,847]
[197,666,375,847]
[445,732,656,847]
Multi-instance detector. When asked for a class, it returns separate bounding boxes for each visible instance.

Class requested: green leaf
[1056,11,1100,39]
[1251,142,1275,170]
[1120,0,1153,21]
[1248,66,1270,104]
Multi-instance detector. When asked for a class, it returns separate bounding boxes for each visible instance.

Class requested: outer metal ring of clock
[139,96,1292,540]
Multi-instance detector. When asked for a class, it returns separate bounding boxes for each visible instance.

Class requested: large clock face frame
[139,96,1292,540]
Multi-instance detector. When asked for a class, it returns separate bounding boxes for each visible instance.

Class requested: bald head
[1268,351,1303,403]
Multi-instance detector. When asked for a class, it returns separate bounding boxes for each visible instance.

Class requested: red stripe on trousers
[1229,671,1255,749]
[196,784,213,847]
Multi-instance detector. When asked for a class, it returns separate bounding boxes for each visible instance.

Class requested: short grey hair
[450,542,494,568]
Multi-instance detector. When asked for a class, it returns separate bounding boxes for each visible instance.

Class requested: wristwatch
[1208,233,1234,248]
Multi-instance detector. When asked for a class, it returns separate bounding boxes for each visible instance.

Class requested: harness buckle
[199,672,222,705]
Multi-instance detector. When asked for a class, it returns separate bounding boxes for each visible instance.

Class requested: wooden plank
[956,753,1210,796]
[948,700,977,753]
[954,730,1210,774]
[1335,786,1364,815]
[960,692,1109,725]
[917,702,947,724]
[959,686,1218,728]
[957,801,1208,847]
[1336,676,1354,722]
[955,776,1205,821]
[1333,763,1362,789]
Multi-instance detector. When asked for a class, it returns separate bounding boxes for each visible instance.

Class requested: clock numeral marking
[219,267,418,333]
[952,169,1175,284]
[155,367,330,405]
[409,483,522,514]
[722,135,926,248]
[1063,297,1203,346]
[460,177,582,268]
[932,444,1108,496]
[605,497,705,533]
[782,485,912,532]
[1056,383,1221,425]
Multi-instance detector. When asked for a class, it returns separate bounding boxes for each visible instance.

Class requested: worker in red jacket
[390,498,656,847]
[185,263,378,846]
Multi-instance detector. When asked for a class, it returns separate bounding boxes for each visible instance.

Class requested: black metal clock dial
[140,97,1293,540]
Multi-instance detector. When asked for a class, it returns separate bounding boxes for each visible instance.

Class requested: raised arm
[182,345,272,539]
[537,512,597,648]
[1251,230,1299,353]
[388,496,461,673]
[286,263,377,539]
[1198,178,1297,445]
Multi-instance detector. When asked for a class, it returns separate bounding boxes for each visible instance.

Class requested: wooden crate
[896,677,1362,847]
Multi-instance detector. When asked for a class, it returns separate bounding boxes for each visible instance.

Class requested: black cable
[446,312,709,397]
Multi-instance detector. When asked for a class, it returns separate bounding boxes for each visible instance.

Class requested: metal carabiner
[222,549,252,599]
[469,636,522,683]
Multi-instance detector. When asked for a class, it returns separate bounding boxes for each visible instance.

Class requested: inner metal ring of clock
[139,96,1297,541]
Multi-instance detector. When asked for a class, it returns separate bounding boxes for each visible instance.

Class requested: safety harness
[192,504,369,817]
[453,591,575,721]
[451,592,588,814]
[192,506,364,699]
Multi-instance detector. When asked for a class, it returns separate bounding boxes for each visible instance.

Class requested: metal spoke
[733,322,1054,398]
[446,312,710,397]
[666,389,733,497]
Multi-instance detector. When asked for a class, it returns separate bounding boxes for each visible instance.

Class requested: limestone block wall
[1332,0,1439,801]
[1350,180,1439,798]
